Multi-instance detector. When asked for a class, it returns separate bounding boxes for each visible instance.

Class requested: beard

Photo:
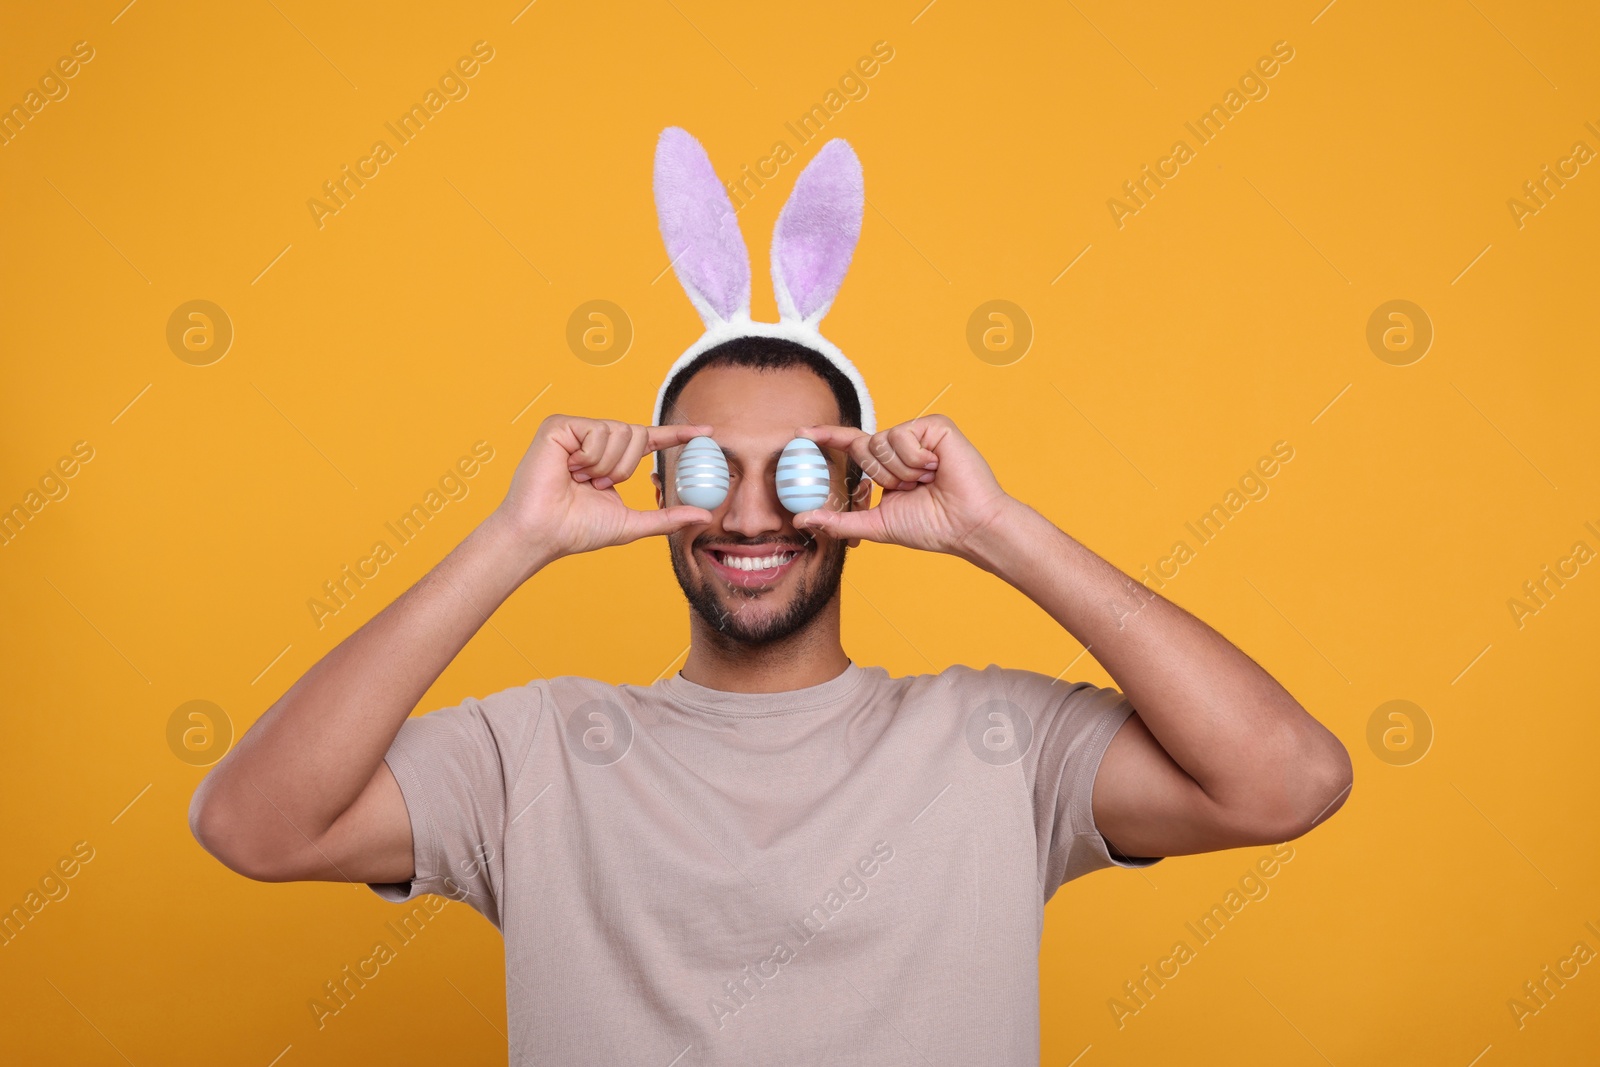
[667,530,847,647]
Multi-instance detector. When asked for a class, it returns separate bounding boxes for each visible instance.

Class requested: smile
[704,546,805,587]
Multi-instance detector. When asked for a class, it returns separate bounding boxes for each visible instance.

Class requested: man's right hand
[492,414,716,563]
[189,413,717,887]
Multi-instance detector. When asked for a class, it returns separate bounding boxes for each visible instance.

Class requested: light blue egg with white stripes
[776,437,831,513]
[675,436,729,510]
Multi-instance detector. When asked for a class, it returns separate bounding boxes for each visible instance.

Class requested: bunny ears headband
[650,126,877,435]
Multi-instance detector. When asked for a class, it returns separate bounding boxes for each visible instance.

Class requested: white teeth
[717,551,797,572]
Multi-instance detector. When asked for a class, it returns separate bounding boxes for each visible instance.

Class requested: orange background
[3,1,1597,1063]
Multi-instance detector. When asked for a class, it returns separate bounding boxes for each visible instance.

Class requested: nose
[719,463,789,541]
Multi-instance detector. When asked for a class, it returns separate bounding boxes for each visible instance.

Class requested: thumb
[795,507,882,543]
[622,505,713,543]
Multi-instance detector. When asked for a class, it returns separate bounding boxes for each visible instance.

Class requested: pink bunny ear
[771,139,864,326]
[653,127,751,327]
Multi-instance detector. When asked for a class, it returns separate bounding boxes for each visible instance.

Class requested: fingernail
[918,472,935,482]
[593,477,612,489]
[573,472,591,481]
[924,461,939,470]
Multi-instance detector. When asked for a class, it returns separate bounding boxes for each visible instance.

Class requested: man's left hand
[793,414,1013,557]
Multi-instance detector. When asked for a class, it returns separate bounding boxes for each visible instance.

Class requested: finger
[797,424,870,454]
[793,505,884,544]
[566,422,611,478]
[621,505,713,543]
[850,433,909,491]
[645,422,716,455]
[869,427,927,487]
[587,424,636,488]
[595,424,655,490]
[891,424,940,471]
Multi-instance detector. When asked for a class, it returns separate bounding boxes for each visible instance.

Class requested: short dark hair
[654,335,865,501]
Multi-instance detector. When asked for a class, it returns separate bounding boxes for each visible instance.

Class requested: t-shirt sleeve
[980,664,1163,900]
[364,681,545,929]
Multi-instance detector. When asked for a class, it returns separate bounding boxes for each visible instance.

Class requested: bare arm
[790,414,1353,861]
[187,515,544,883]
[966,498,1353,857]
[188,415,715,884]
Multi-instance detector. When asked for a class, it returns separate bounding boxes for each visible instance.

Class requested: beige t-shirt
[368,659,1160,1064]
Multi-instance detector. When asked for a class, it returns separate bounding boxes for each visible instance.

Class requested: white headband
[649,127,877,435]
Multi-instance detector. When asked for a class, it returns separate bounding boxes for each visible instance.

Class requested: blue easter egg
[675,436,728,510]
[776,437,831,513]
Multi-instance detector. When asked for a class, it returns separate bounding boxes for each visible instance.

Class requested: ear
[771,139,864,327]
[654,127,751,327]
[651,470,664,508]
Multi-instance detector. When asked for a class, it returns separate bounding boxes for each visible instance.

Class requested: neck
[678,601,850,693]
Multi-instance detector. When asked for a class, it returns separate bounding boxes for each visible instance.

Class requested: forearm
[965,499,1346,815]
[192,511,550,854]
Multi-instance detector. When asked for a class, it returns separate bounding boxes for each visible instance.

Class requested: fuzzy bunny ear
[653,127,751,327]
[771,139,864,327]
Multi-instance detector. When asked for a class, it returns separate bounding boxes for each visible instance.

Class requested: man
[187,337,1350,1060]
[188,128,1352,1064]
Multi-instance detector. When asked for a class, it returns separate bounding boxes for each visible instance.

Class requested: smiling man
[186,128,1352,1065]
[187,335,1352,1062]
[656,340,863,674]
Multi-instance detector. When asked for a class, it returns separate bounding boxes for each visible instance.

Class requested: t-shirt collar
[659,659,865,716]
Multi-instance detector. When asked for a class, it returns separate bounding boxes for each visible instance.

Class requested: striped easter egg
[776,437,831,513]
[675,436,728,510]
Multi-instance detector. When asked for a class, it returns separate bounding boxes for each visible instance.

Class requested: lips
[703,544,807,588]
